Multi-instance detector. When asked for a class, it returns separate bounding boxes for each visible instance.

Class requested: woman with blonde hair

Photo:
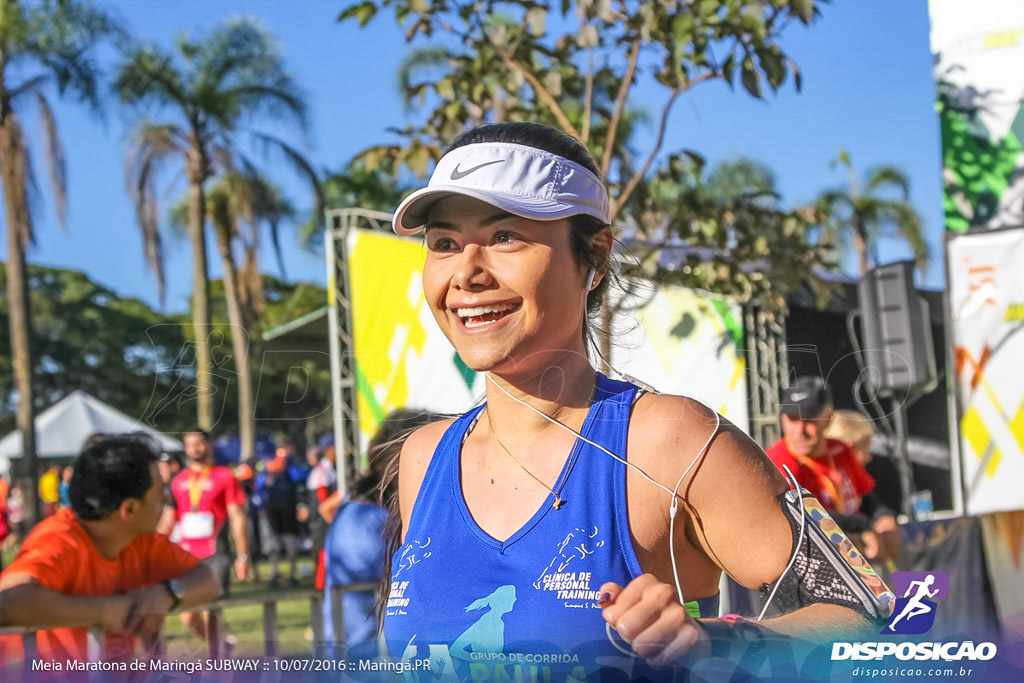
[825,409,875,466]
[825,409,901,563]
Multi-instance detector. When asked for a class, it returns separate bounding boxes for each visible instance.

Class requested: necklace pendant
[552,497,565,510]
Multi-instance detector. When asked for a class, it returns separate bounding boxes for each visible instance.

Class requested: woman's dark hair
[369,409,446,626]
[69,437,156,521]
[447,123,614,328]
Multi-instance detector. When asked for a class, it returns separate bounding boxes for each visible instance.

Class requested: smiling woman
[380,122,890,681]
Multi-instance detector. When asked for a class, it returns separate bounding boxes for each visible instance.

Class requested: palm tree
[815,149,928,276]
[0,0,118,524]
[170,171,295,462]
[115,18,320,434]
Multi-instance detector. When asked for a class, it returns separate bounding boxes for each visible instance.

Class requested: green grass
[163,557,322,658]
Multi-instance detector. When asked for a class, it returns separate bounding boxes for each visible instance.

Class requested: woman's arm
[603,394,881,665]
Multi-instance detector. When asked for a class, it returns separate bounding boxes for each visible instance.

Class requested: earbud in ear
[585,268,596,292]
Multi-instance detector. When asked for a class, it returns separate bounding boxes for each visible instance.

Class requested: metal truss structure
[743,304,789,449]
[324,208,393,493]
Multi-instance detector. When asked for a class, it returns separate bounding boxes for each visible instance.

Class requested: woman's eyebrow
[425,211,515,231]
[480,210,515,227]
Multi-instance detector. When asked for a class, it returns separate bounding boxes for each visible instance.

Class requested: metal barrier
[0,582,377,666]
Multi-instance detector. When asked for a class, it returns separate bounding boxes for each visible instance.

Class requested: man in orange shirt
[0,437,221,670]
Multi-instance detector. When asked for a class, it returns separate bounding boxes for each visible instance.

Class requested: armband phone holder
[782,488,895,621]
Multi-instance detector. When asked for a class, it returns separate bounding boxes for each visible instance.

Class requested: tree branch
[492,37,580,139]
[601,37,641,177]
[581,45,594,144]
[506,15,529,62]
[612,71,717,221]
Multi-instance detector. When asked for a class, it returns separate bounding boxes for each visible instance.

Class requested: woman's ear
[590,227,614,287]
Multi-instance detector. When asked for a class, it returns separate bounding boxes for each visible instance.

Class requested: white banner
[611,284,749,431]
[947,227,1024,515]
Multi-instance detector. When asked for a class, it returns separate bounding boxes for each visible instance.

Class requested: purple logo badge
[883,571,949,635]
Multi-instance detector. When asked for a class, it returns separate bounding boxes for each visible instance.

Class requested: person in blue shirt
[57,466,73,508]
[321,409,439,657]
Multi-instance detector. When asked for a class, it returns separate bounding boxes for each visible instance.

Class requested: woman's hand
[598,574,708,669]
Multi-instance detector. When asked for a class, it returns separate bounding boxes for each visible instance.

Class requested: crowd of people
[0,426,356,665]
[0,122,915,679]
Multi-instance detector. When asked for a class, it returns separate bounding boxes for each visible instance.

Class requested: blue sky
[1,0,944,315]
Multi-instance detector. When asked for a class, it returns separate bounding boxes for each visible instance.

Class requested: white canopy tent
[0,390,184,475]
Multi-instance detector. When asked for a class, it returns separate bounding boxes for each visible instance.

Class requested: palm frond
[34,91,67,228]
[124,121,185,307]
[814,189,854,218]
[114,46,191,114]
[6,74,51,102]
[239,246,266,320]
[167,192,190,233]
[13,1,122,116]
[865,165,911,198]
[877,199,929,272]
[191,18,308,135]
[248,175,294,280]
[219,83,308,132]
[248,130,323,220]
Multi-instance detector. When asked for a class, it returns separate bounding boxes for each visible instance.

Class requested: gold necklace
[485,408,566,510]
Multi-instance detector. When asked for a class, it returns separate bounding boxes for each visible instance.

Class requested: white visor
[392,141,610,235]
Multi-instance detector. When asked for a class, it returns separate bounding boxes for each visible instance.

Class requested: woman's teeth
[457,304,515,328]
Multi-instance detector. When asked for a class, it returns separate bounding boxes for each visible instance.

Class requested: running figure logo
[883,571,949,635]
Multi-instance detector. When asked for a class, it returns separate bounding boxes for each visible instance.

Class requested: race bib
[180,512,215,540]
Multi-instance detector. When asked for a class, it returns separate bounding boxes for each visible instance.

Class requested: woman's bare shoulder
[397,418,458,526]
[629,391,780,490]
[628,393,721,460]
[629,391,792,588]
[399,418,457,478]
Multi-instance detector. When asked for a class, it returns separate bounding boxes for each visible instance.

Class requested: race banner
[347,229,748,451]
[348,228,486,450]
[947,227,1024,515]
[930,0,1024,232]
[611,285,749,429]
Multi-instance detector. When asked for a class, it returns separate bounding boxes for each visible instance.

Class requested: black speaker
[858,261,937,394]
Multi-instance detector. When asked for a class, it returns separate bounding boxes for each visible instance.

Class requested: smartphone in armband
[783,488,896,621]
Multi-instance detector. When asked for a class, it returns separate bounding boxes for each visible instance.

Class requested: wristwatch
[697,617,768,661]
[162,579,185,611]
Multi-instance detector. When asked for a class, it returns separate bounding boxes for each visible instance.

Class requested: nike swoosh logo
[790,391,808,401]
[450,159,505,180]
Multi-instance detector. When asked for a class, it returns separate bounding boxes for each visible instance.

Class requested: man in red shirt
[766,376,899,562]
[164,429,249,639]
[0,438,220,674]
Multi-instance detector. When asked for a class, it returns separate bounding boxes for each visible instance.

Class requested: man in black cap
[765,376,899,562]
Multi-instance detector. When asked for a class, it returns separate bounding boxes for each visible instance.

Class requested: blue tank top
[383,373,719,681]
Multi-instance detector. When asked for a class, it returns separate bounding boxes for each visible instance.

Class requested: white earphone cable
[757,464,805,621]
[477,266,799,659]
[484,372,720,609]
